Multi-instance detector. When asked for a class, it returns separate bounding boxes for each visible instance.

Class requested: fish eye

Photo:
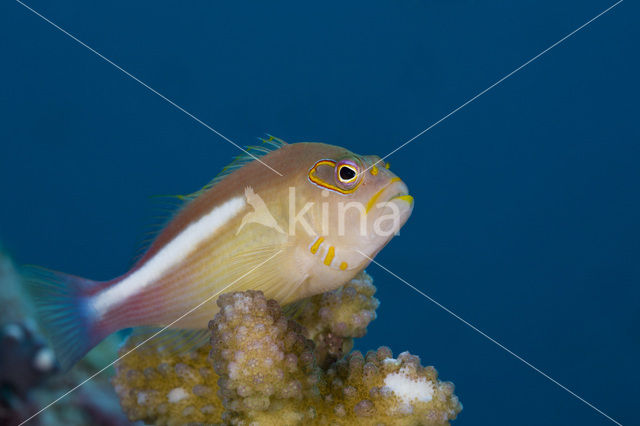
[336,160,359,187]
[339,165,356,181]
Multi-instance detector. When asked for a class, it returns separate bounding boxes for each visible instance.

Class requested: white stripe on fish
[92,196,246,314]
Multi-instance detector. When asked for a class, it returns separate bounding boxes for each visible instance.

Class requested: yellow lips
[391,194,414,205]
[365,177,405,213]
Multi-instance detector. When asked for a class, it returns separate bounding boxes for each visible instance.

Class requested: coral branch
[0,250,128,426]
[111,273,462,425]
[288,271,379,368]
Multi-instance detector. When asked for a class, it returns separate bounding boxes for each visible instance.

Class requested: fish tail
[22,266,111,371]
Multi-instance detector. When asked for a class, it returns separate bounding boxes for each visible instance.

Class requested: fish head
[298,143,413,275]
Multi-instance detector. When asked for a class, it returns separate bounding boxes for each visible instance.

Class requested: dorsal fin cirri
[130,135,287,264]
[177,134,287,202]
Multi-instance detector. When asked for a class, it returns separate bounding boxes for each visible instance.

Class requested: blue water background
[1,1,638,425]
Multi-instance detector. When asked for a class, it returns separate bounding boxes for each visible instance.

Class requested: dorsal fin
[129,134,288,265]
[175,134,287,203]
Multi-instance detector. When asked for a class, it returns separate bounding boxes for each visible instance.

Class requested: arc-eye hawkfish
[25,136,413,370]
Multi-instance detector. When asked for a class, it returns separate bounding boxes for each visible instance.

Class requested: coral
[289,271,379,368]
[0,322,57,426]
[0,249,128,426]
[320,349,462,425]
[112,272,462,425]
[112,341,222,425]
[0,322,56,397]
[211,291,320,425]
[0,253,58,426]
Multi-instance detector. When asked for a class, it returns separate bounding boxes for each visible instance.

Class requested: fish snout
[366,177,413,219]
[386,179,413,223]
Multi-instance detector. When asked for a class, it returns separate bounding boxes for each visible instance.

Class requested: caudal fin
[22,266,110,371]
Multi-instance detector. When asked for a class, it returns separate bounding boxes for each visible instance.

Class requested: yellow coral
[111,343,223,425]
[289,271,379,367]
[318,349,462,425]
[210,290,320,425]
[111,273,462,425]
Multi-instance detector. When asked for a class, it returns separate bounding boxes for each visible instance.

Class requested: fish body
[27,138,413,369]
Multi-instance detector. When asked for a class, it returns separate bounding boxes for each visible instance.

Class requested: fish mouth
[352,180,413,269]
[386,192,414,222]
[390,194,414,206]
[354,185,413,267]
[365,178,412,214]
[365,178,414,234]
[380,179,413,221]
[380,182,413,211]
